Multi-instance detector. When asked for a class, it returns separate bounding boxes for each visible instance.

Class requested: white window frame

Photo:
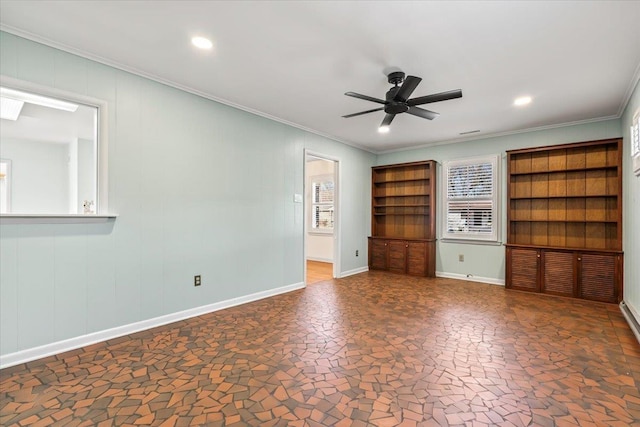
[0,75,111,221]
[631,108,640,177]
[441,154,500,243]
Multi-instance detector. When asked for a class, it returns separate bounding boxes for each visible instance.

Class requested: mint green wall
[0,32,374,357]
[621,79,640,318]
[377,119,623,282]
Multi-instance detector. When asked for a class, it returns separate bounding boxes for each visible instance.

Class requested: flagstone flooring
[1,272,639,426]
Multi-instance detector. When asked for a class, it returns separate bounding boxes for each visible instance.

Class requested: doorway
[304,151,339,284]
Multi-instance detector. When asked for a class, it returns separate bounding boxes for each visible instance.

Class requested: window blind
[443,155,499,241]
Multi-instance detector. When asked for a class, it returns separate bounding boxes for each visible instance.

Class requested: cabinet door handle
[578,257,581,261]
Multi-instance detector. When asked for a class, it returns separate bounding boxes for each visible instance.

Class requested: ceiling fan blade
[407,106,440,120]
[342,107,384,118]
[407,89,463,106]
[345,92,387,105]
[394,75,422,102]
[380,113,395,127]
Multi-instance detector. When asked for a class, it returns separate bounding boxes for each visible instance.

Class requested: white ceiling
[1,1,639,153]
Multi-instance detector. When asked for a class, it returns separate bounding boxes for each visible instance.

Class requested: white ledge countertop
[0,214,118,224]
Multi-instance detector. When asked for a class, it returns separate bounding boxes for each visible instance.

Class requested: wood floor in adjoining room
[2,272,640,427]
[306,260,333,284]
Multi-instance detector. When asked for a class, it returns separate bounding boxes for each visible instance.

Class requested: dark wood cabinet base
[369,237,435,277]
[506,245,623,303]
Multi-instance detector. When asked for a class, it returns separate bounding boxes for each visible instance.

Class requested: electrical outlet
[356,250,359,257]
[194,275,201,286]
[458,254,464,262]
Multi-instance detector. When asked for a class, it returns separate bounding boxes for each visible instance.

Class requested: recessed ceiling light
[378,126,390,134]
[191,36,213,50]
[514,96,532,106]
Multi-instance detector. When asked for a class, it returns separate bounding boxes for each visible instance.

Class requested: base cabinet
[506,246,622,303]
[368,237,435,277]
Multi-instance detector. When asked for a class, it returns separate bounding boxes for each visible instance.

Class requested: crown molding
[618,60,640,117]
[1,25,634,157]
[0,25,377,155]
[375,115,621,155]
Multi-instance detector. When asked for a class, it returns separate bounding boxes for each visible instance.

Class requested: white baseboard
[339,266,369,278]
[0,281,305,370]
[436,271,505,286]
[306,256,333,263]
[620,301,640,344]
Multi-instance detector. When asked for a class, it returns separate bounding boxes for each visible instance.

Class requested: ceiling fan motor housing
[385,86,410,114]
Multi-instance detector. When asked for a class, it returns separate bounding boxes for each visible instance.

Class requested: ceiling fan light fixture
[191,36,213,50]
[378,125,390,133]
[514,96,532,106]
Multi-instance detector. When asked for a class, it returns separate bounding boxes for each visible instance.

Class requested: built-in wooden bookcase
[506,138,623,303]
[369,160,437,277]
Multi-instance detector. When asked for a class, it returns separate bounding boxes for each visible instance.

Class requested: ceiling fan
[343,70,462,131]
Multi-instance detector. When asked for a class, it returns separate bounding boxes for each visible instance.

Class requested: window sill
[440,238,502,246]
[0,214,118,224]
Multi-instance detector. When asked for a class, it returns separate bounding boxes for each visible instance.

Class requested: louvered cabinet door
[579,253,620,303]
[388,240,407,274]
[507,247,540,292]
[542,251,576,297]
[406,241,427,276]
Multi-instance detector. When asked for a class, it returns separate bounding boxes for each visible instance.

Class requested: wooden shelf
[505,138,623,304]
[373,178,430,184]
[509,165,618,175]
[370,160,437,277]
[509,194,617,199]
[505,243,623,254]
[510,219,618,223]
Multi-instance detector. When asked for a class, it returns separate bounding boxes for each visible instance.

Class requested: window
[0,80,106,215]
[631,109,640,176]
[442,154,500,242]
[311,177,334,232]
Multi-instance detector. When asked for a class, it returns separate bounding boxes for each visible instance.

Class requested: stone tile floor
[1,272,639,426]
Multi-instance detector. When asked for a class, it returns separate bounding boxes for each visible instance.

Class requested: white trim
[618,60,640,118]
[339,266,369,278]
[375,115,620,155]
[304,150,341,282]
[620,301,640,345]
[0,25,376,155]
[436,271,505,286]
[306,256,333,263]
[3,25,628,158]
[441,154,500,243]
[0,281,305,369]
[0,74,111,215]
[0,214,117,224]
[440,238,502,246]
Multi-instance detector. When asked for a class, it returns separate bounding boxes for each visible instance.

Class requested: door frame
[304,149,341,283]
